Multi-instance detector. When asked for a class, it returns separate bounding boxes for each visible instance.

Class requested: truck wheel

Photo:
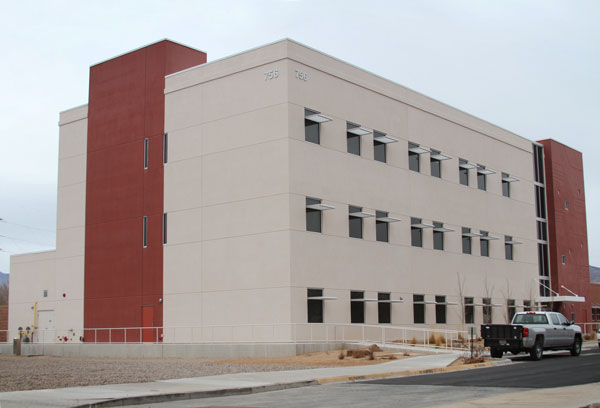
[570,337,582,356]
[490,348,503,358]
[530,339,543,361]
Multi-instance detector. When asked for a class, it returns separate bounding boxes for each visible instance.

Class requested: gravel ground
[0,355,313,392]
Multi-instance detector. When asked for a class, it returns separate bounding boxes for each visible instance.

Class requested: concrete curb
[72,380,317,408]
[72,359,510,407]
[316,358,511,384]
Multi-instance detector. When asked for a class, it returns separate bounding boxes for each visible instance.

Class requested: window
[433,221,445,250]
[408,142,429,172]
[351,291,365,324]
[413,294,425,324]
[162,213,167,244]
[411,217,423,247]
[537,220,548,241]
[376,211,389,242]
[562,255,566,264]
[523,300,531,312]
[535,185,547,219]
[349,205,363,239]
[557,313,569,325]
[465,297,474,324]
[507,299,516,322]
[459,158,471,186]
[550,313,560,325]
[307,288,324,323]
[429,149,450,178]
[435,296,446,324]
[483,298,492,324]
[142,216,148,248]
[374,131,386,163]
[430,149,441,178]
[304,109,332,144]
[505,235,513,260]
[373,131,397,163]
[480,231,489,257]
[565,200,569,210]
[593,307,600,321]
[346,122,370,155]
[378,292,391,324]
[477,164,487,190]
[163,133,168,164]
[306,198,322,233]
[144,138,149,169]
[43,290,48,298]
[462,227,472,254]
[501,172,520,197]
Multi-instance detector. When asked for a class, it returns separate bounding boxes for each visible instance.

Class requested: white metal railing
[576,322,600,336]
[0,323,472,350]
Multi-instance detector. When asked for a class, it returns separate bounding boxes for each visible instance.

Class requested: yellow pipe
[32,301,38,333]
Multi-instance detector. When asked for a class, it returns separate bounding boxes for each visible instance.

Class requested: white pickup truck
[481,311,582,360]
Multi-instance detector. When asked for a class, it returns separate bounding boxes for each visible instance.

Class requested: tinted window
[378,292,391,324]
[513,314,549,324]
[374,136,386,163]
[480,231,489,257]
[465,297,474,324]
[483,298,492,324]
[502,173,510,197]
[411,217,422,247]
[305,119,320,144]
[433,222,444,250]
[347,133,360,155]
[462,227,472,254]
[351,291,364,324]
[307,288,323,323]
[349,205,363,239]
[306,198,322,233]
[550,313,560,325]
[430,150,441,178]
[435,295,446,324]
[413,294,425,324]
[459,159,469,186]
[376,211,388,243]
[477,172,486,190]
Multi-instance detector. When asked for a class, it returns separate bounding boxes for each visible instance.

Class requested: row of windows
[305,109,520,198]
[306,198,521,260]
[143,134,169,169]
[142,213,168,247]
[308,289,531,325]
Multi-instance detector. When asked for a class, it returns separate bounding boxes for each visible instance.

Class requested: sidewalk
[0,351,468,408]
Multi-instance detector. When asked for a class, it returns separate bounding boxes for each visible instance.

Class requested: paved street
[130,349,600,408]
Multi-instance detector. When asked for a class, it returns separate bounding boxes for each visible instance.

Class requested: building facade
[8,39,590,344]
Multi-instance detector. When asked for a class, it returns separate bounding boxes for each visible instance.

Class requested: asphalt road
[368,348,600,389]
[126,349,600,408]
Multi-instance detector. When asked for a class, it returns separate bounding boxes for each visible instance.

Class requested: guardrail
[0,323,471,351]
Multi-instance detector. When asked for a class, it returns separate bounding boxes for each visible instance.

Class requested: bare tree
[483,275,495,324]
[455,272,466,330]
[0,283,8,305]
[501,278,513,323]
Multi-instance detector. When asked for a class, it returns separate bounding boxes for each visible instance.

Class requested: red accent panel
[84,41,206,341]
[538,139,591,322]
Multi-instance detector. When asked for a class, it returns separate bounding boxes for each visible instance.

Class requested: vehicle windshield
[513,314,548,324]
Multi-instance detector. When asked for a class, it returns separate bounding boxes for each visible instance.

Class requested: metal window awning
[505,239,523,245]
[411,222,434,229]
[379,299,405,303]
[305,113,333,123]
[430,153,452,161]
[373,134,398,144]
[436,301,459,306]
[433,227,455,233]
[459,162,477,169]
[536,296,586,303]
[308,296,337,301]
[502,175,520,183]
[351,298,379,302]
[347,126,372,136]
[462,232,483,238]
[480,235,499,241]
[376,216,401,223]
[306,203,335,211]
[492,303,504,307]
[408,146,431,154]
[477,167,496,175]
[349,211,375,218]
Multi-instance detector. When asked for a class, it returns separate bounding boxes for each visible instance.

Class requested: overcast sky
[0,0,598,273]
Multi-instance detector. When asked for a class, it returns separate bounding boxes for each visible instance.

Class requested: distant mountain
[592,266,600,284]
[0,272,7,286]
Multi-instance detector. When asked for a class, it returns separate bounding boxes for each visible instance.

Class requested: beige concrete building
[9,39,542,345]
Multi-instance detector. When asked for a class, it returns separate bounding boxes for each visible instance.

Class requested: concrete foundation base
[0,342,354,359]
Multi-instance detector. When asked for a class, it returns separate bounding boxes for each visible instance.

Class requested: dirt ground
[0,349,420,392]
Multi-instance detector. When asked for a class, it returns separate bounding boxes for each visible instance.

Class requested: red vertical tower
[538,139,590,322]
[84,41,206,342]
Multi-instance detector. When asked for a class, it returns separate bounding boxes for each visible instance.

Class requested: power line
[0,219,55,233]
[0,234,55,247]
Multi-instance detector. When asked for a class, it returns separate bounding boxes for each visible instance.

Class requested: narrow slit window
[307,288,324,323]
[376,210,389,242]
[143,216,148,248]
[459,158,471,186]
[144,138,149,169]
[483,298,492,324]
[162,213,167,244]
[462,227,472,254]
[163,133,168,164]
[378,292,391,324]
[351,291,365,324]
[435,295,446,324]
[480,230,489,257]
[413,294,425,324]
[465,297,474,324]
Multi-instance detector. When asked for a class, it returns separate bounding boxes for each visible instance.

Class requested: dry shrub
[403,352,410,357]
[368,344,382,352]
[367,350,375,360]
[338,350,345,360]
[583,332,597,341]
[429,333,437,344]
[435,336,444,347]
[351,349,369,359]
[410,337,417,345]
[458,333,464,341]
